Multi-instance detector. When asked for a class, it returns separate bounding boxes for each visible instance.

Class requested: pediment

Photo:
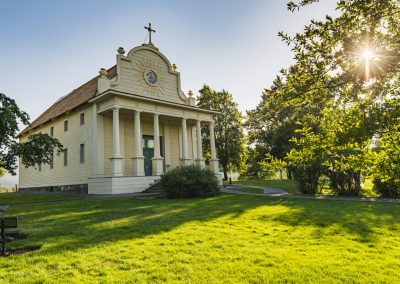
[112,45,187,104]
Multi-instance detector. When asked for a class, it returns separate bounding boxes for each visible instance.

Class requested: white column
[132,110,145,176]
[180,117,191,165]
[210,121,216,160]
[152,113,164,175]
[209,120,219,175]
[134,111,142,156]
[195,119,205,167]
[153,114,161,158]
[164,123,171,172]
[110,107,123,176]
[112,108,121,157]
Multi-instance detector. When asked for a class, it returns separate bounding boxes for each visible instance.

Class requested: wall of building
[19,104,94,188]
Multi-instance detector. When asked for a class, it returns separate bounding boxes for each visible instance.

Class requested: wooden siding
[19,105,94,188]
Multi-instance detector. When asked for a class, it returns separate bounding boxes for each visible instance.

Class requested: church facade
[18,41,220,194]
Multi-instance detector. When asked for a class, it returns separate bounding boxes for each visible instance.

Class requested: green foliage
[197,85,246,180]
[0,185,13,193]
[247,0,400,197]
[258,154,287,179]
[370,122,400,198]
[373,179,400,199]
[0,93,64,174]
[285,127,325,194]
[161,165,219,198]
[245,77,306,178]
[0,167,5,177]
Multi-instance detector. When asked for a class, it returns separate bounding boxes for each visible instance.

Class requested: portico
[93,103,217,178]
[87,87,220,194]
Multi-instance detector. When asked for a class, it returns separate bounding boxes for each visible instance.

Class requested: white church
[18,25,220,194]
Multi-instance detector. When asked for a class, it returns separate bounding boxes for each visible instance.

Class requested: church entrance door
[143,135,154,176]
[142,135,164,176]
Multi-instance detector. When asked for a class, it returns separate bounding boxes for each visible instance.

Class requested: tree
[247,0,400,195]
[197,85,246,180]
[0,93,64,175]
[245,74,324,179]
[281,0,400,194]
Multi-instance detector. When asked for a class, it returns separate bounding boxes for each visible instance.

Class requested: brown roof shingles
[19,65,117,137]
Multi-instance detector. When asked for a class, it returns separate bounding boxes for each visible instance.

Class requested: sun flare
[362,48,374,60]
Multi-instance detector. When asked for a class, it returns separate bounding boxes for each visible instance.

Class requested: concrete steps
[143,179,165,196]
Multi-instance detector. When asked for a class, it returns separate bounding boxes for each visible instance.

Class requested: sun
[362,48,374,61]
[361,47,375,81]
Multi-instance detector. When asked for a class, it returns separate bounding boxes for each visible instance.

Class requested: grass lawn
[0,192,79,204]
[0,194,399,283]
[232,179,300,194]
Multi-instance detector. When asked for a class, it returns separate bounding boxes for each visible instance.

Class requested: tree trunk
[287,168,293,180]
[223,166,228,181]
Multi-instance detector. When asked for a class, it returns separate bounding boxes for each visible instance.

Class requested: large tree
[197,85,246,180]
[0,93,64,175]
[247,0,400,195]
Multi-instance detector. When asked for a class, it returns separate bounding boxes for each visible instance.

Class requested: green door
[143,148,154,176]
[143,135,164,176]
[143,135,154,176]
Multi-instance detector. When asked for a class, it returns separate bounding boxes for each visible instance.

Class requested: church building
[18,26,220,194]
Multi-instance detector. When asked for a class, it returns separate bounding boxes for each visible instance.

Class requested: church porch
[88,104,220,194]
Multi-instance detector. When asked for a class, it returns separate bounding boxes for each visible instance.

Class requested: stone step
[143,180,164,194]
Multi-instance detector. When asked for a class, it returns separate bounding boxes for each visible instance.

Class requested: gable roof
[19,66,117,137]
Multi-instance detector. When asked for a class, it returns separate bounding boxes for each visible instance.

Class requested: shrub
[324,169,361,196]
[373,179,400,199]
[161,165,219,198]
[289,162,323,194]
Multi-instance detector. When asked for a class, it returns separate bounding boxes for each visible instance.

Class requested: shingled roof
[19,65,117,137]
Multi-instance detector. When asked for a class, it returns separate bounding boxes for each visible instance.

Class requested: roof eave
[90,89,221,115]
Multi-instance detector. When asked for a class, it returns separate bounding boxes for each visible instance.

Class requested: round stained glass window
[144,69,158,86]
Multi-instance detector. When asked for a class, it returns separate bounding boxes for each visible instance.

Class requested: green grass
[232,179,300,194]
[0,192,79,204]
[0,194,399,283]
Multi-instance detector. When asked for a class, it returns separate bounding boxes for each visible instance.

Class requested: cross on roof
[144,23,156,45]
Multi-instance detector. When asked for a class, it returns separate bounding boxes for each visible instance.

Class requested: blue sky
[0,0,338,186]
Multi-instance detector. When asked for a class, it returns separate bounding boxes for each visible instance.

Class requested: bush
[373,179,400,199]
[324,169,361,196]
[161,165,219,198]
[289,162,322,194]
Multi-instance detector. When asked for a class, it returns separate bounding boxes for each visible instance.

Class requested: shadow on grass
[6,194,400,255]
[256,198,400,243]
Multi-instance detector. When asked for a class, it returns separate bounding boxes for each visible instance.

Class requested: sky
[0,0,338,186]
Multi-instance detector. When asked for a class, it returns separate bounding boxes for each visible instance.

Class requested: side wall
[19,104,94,190]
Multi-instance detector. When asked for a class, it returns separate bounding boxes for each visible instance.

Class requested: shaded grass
[0,194,399,283]
[0,192,79,204]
